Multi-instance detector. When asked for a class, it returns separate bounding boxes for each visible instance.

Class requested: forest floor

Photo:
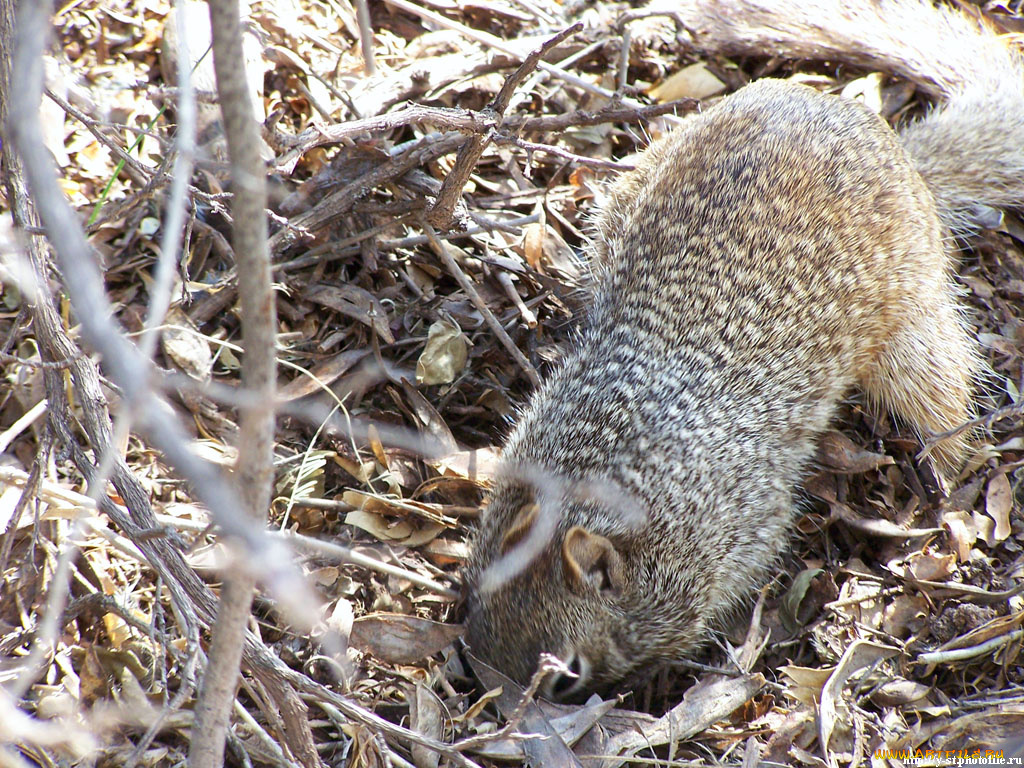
[1,0,1023,766]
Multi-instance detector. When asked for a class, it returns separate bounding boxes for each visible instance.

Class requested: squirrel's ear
[499,502,539,554]
[562,526,625,596]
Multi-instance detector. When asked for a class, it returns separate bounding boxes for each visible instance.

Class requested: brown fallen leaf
[779,664,834,708]
[400,378,459,457]
[606,673,766,757]
[831,501,940,539]
[779,567,824,634]
[907,550,958,582]
[350,613,463,664]
[415,319,468,386]
[817,430,894,473]
[941,508,977,562]
[410,682,443,768]
[344,509,446,547]
[882,594,930,639]
[428,446,501,483]
[161,307,213,382]
[305,283,395,343]
[278,348,369,401]
[649,62,727,101]
[985,472,1013,542]
[819,641,899,756]
[869,679,933,707]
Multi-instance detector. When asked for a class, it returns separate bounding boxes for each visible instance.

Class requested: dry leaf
[305,283,395,343]
[779,664,834,707]
[342,489,456,527]
[973,510,997,547]
[416,320,468,386]
[870,679,932,707]
[605,674,766,755]
[840,72,885,113]
[161,307,212,382]
[941,509,977,562]
[780,567,823,633]
[882,594,930,639]
[985,473,1013,542]
[410,683,444,768]
[429,446,501,483]
[345,509,445,547]
[819,641,898,755]
[907,551,957,581]
[401,379,459,457]
[649,62,726,101]
[350,613,463,664]
[279,349,368,401]
[310,566,340,587]
[817,430,894,473]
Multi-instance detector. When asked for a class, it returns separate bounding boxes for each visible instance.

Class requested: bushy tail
[670,0,1024,237]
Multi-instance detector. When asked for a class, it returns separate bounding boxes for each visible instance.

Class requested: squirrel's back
[463,0,1024,698]
[670,0,1024,236]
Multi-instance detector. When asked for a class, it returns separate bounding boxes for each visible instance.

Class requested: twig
[924,401,1024,446]
[85,0,203,619]
[0,350,85,368]
[0,463,462,599]
[355,0,376,76]
[496,270,538,328]
[10,0,302,625]
[0,434,48,576]
[191,0,294,764]
[917,629,1024,665]
[907,577,1024,604]
[497,134,635,171]
[0,397,47,453]
[291,675,485,768]
[427,22,583,228]
[45,87,155,182]
[452,654,565,752]
[617,26,631,93]
[275,98,698,166]
[143,0,198,365]
[382,0,650,109]
[519,98,699,131]
[424,223,541,387]
[9,5,324,768]
[269,132,465,254]
[8,519,78,699]
[280,529,460,598]
[64,593,186,664]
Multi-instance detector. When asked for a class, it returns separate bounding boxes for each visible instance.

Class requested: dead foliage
[1,0,1022,766]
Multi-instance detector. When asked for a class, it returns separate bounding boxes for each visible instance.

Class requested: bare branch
[427,23,583,229]
[189,0,303,764]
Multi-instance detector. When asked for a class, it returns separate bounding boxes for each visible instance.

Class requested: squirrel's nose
[545,651,590,701]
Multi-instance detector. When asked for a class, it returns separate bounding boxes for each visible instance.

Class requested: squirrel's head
[462,482,703,701]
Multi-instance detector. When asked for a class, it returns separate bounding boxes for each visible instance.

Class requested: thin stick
[0,465,462,598]
[917,629,1024,665]
[355,0,376,76]
[274,98,698,164]
[424,223,541,387]
[191,0,298,761]
[498,134,635,171]
[0,398,47,453]
[427,22,583,228]
[382,0,649,108]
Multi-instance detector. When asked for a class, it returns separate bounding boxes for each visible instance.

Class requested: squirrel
[462,0,1024,699]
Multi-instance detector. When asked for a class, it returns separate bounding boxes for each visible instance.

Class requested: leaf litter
[1,0,1023,765]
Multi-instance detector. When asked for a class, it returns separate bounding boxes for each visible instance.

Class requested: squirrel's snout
[543,651,591,702]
